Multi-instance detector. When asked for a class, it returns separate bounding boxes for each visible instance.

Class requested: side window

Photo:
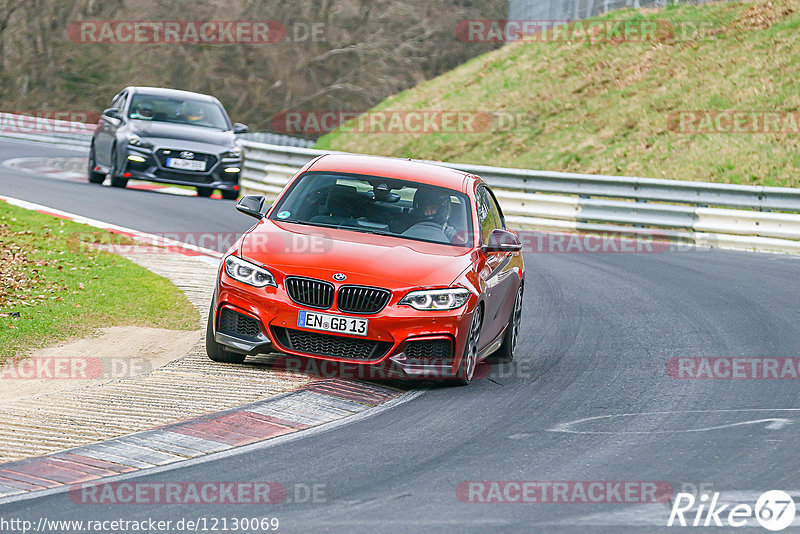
[116,93,128,114]
[477,186,497,244]
[485,188,505,231]
[111,92,127,112]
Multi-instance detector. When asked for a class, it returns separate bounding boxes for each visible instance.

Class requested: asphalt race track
[2,138,800,532]
[0,138,253,241]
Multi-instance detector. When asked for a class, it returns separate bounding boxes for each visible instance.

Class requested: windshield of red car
[269,171,474,247]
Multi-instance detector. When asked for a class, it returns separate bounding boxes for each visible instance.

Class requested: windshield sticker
[277,211,291,219]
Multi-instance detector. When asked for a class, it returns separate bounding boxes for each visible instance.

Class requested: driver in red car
[412,187,460,243]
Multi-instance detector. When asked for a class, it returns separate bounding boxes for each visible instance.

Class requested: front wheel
[87,145,105,184]
[489,286,523,363]
[206,306,247,364]
[196,186,214,198]
[108,146,128,188]
[452,307,482,386]
[221,189,239,200]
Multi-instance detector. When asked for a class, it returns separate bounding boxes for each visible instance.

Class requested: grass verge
[0,201,199,362]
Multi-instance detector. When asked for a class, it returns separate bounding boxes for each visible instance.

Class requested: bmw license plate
[166,157,206,171]
[298,310,368,336]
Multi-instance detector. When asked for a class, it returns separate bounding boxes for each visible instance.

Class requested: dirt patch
[732,0,796,30]
[0,326,202,402]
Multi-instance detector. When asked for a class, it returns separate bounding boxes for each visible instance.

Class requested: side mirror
[102,108,121,120]
[233,123,249,134]
[482,229,522,253]
[236,195,266,220]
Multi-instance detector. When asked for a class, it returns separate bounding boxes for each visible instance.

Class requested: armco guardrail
[239,140,800,254]
[239,131,314,148]
[0,113,93,148]
[0,113,312,151]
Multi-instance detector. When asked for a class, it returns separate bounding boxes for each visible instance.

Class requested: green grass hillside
[317,0,800,187]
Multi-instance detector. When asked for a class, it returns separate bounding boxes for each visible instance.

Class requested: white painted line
[127,181,198,197]
[549,408,800,435]
[40,170,81,179]
[0,194,223,259]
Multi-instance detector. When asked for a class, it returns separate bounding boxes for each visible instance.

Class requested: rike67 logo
[668,490,796,531]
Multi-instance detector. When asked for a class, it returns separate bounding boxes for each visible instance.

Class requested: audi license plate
[166,157,206,171]
[298,310,368,336]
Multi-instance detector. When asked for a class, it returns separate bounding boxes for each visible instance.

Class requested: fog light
[127,155,146,163]
[224,167,241,173]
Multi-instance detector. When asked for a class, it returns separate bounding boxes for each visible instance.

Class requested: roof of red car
[307,153,474,191]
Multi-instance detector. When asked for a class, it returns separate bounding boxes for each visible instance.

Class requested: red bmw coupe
[206,154,524,385]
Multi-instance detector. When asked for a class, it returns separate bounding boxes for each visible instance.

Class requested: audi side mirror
[233,123,249,134]
[102,108,121,120]
[482,229,522,253]
[236,195,267,220]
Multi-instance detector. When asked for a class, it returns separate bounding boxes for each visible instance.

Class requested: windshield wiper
[278,219,342,229]
[346,227,397,237]
[279,219,397,237]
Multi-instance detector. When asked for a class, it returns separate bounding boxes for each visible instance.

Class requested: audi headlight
[224,256,276,288]
[127,133,153,148]
[399,288,471,311]
[222,146,242,159]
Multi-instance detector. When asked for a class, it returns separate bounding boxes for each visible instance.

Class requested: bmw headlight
[399,288,471,311]
[222,146,242,159]
[224,255,276,288]
[127,133,153,148]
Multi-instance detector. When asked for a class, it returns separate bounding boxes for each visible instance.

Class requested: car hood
[238,220,476,288]
[131,120,235,147]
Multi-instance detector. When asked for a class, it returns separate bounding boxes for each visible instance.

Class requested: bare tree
[0,0,505,134]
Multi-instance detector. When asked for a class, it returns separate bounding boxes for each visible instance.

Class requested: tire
[87,145,105,184]
[489,285,523,363]
[196,187,214,198]
[221,189,239,201]
[451,306,482,386]
[206,305,247,364]
[108,146,128,188]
